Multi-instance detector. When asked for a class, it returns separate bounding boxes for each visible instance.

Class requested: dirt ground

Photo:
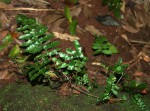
[0,0,150,111]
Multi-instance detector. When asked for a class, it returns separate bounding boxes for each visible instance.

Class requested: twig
[0,7,63,13]
[130,40,150,45]
[71,84,99,99]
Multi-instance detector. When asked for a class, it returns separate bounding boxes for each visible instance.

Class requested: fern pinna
[16,14,60,81]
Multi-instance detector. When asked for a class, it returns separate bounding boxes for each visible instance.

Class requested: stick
[130,40,150,45]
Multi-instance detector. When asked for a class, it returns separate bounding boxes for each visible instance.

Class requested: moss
[0,83,150,111]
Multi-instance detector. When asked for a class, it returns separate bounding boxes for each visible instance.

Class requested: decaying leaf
[0,30,9,41]
[0,12,11,30]
[85,25,102,36]
[121,0,126,13]
[122,24,140,33]
[59,83,72,96]
[49,18,65,33]
[43,13,65,33]
[53,32,80,41]
[83,4,92,18]
[70,7,82,17]
[122,2,150,33]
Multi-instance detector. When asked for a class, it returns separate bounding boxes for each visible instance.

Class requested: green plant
[16,14,60,81]
[123,80,148,94]
[0,34,13,51]
[102,0,123,17]
[64,7,77,35]
[16,14,91,87]
[92,35,118,55]
[52,40,91,87]
[99,58,128,102]
[133,94,147,110]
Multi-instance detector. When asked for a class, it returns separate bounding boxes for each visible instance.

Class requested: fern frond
[16,14,59,81]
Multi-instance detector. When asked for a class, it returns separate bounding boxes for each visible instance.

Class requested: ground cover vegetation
[0,0,150,111]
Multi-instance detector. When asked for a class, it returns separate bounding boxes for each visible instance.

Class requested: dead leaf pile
[122,1,150,33]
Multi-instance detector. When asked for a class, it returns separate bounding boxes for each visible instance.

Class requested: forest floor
[0,0,150,111]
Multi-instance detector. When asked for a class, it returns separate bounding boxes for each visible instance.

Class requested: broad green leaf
[58,62,68,69]
[69,19,77,36]
[112,89,118,96]
[109,45,118,53]
[9,45,20,58]
[0,34,13,51]
[64,7,72,23]
[102,50,112,55]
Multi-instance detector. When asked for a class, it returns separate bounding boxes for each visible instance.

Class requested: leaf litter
[0,0,150,106]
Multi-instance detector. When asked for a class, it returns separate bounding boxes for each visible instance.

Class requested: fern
[16,14,60,81]
[133,94,147,110]
[52,40,90,86]
[92,35,118,55]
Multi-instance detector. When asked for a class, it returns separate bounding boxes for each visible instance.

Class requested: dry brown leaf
[0,12,10,29]
[51,18,66,33]
[122,2,150,33]
[141,89,148,94]
[59,83,72,96]
[122,25,140,33]
[53,32,80,41]
[121,0,126,13]
[134,71,144,77]
[85,25,102,36]
[44,13,64,25]
[83,4,92,18]
[0,30,9,41]
[70,7,82,17]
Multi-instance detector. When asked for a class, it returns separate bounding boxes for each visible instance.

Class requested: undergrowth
[92,35,118,55]
[15,14,91,88]
[102,0,123,17]
[0,14,149,110]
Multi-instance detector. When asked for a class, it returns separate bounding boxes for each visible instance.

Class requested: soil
[0,0,150,111]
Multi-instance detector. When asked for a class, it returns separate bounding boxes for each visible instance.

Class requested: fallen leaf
[51,18,66,33]
[122,2,150,33]
[70,7,82,17]
[83,4,92,18]
[59,83,72,96]
[53,32,80,41]
[141,88,148,94]
[134,71,144,77]
[122,25,140,33]
[44,13,64,25]
[0,30,9,41]
[121,0,126,13]
[0,12,10,29]
[85,25,102,36]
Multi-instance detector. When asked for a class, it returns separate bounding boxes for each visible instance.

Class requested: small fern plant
[52,40,91,87]
[92,35,118,55]
[100,58,128,102]
[16,14,60,82]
